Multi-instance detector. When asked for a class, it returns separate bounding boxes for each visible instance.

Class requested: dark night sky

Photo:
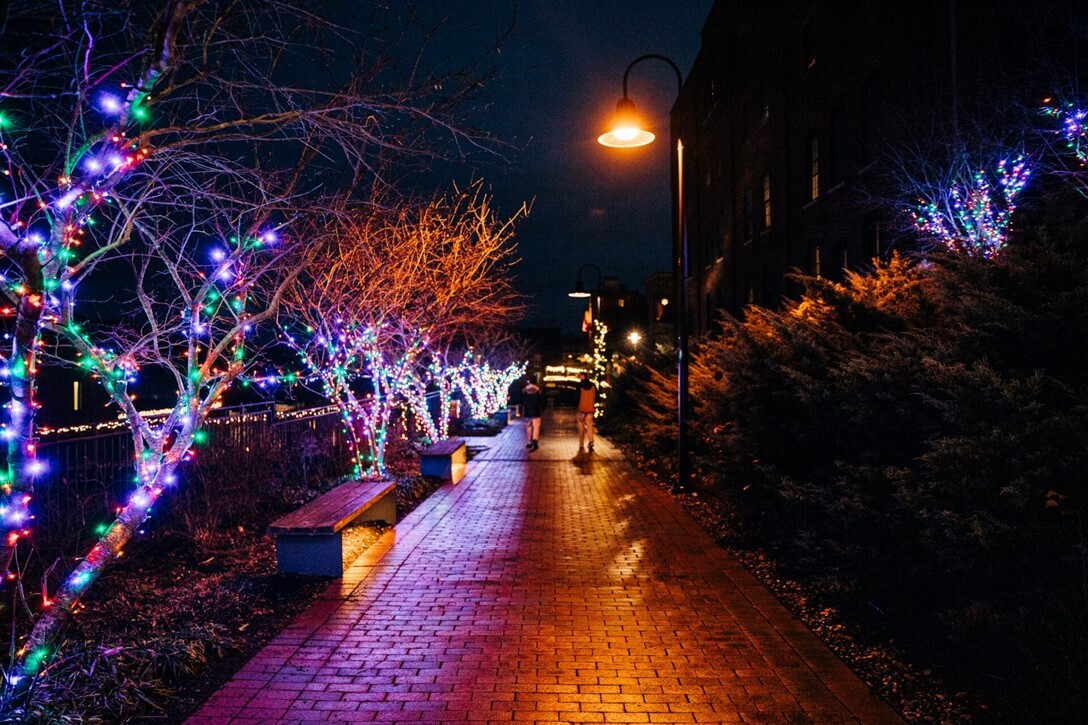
[414,1,714,334]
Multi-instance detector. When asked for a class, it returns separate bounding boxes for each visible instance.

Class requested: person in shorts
[522,377,545,451]
[576,372,596,452]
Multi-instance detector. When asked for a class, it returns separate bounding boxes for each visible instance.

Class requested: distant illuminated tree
[909,155,1031,259]
[456,353,527,420]
[1039,100,1088,198]
[591,319,609,417]
[286,185,525,474]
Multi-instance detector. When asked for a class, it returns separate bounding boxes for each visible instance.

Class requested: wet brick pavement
[188,410,898,723]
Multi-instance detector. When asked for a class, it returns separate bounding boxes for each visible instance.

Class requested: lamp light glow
[598,97,655,148]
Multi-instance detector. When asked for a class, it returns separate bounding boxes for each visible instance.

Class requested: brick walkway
[189,411,899,723]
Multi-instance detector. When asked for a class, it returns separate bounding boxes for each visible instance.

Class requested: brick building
[672,0,1079,332]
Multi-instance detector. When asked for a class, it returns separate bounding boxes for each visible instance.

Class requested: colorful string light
[909,155,1031,259]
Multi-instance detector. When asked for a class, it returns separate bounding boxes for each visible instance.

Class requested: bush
[617,245,1088,721]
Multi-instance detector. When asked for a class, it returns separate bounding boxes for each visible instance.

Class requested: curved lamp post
[597,53,690,491]
[568,262,603,299]
[569,262,603,338]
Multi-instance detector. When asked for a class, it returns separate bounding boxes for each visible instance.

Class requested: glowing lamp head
[597,97,655,148]
[568,278,591,299]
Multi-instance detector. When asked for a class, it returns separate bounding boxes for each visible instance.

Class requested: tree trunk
[360,391,392,477]
[0,280,45,576]
[10,464,171,687]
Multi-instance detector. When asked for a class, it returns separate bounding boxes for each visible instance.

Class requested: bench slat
[422,438,466,457]
[269,480,396,535]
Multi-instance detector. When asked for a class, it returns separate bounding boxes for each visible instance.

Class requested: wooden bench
[420,437,467,483]
[268,480,397,577]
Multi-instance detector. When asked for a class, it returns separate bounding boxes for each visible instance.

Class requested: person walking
[522,377,545,451]
[576,372,596,452]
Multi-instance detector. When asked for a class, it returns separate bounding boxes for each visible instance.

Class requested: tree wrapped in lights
[0,0,485,574]
[1043,104,1088,164]
[456,353,527,420]
[287,185,524,475]
[0,0,492,693]
[10,190,315,687]
[908,155,1032,258]
[0,0,483,577]
[591,319,609,418]
[1038,100,1088,197]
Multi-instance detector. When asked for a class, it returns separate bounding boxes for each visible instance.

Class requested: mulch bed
[13,470,448,723]
[622,446,988,724]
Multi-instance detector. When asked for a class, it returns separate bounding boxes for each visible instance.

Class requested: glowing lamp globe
[568,278,591,298]
[597,97,655,148]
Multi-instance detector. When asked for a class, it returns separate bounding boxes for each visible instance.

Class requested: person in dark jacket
[522,377,545,451]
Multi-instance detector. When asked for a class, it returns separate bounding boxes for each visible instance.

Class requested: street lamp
[568,263,604,328]
[567,263,608,416]
[568,263,602,299]
[597,53,690,491]
[627,330,642,348]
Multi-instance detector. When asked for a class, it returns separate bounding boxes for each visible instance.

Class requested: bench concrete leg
[355,489,397,526]
[275,532,343,577]
[421,446,467,483]
[450,462,466,484]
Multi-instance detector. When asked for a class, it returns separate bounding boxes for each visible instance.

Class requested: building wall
[673,0,1078,332]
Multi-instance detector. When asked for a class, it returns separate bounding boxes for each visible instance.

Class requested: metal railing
[32,403,346,491]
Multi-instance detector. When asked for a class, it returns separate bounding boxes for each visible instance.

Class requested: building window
[746,284,754,305]
[762,174,772,229]
[840,247,849,272]
[810,136,820,200]
[761,80,770,121]
[72,380,81,412]
[810,245,821,277]
[743,186,754,240]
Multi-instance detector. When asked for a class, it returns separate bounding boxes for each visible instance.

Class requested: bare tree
[907,153,1032,259]
[286,183,525,473]
[5,188,318,687]
[0,0,488,574]
[0,0,498,694]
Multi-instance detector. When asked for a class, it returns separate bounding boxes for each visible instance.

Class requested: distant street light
[568,263,601,299]
[566,263,609,416]
[597,53,690,491]
[568,263,603,330]
[627,330,642,347]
